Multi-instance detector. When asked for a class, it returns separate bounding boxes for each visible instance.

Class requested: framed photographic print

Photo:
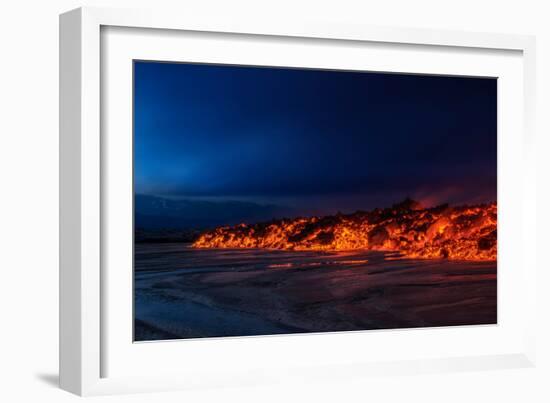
[60,7,537,396]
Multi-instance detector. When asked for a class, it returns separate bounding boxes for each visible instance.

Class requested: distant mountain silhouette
[135,194,296,230]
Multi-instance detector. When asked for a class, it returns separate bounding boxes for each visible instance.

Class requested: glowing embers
[193,199,497,261]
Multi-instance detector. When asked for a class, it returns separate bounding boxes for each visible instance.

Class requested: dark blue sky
[134,61,496,215]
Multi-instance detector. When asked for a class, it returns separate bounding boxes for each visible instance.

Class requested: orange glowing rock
[193,199,497,261]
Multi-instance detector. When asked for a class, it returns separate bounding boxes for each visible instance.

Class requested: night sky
[134,61,496,217]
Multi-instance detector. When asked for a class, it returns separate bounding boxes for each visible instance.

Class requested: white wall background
[0,0,548,401]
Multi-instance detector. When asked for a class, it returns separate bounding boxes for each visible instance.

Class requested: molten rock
[193,199,497,261]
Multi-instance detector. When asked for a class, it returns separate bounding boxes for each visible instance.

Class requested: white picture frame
[59,6,537,396]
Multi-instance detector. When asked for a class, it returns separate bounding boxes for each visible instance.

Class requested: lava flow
[193,199,497,261]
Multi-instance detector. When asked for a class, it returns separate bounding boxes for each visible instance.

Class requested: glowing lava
[193,199,496,261]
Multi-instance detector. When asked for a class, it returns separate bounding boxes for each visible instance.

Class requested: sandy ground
[134,243,496,341]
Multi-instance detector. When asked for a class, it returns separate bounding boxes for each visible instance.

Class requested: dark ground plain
[134,243,496,341]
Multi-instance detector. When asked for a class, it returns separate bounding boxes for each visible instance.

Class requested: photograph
[133,61,497,341]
